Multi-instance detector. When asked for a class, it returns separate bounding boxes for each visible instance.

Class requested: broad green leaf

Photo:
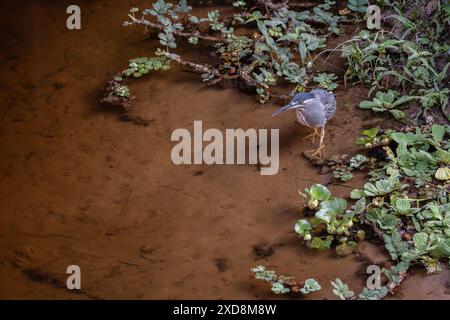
[331,278,355,300]
[321,198,347,213]
[359,101,378,109]
[315,208,333,223]
[358,287,389,300]
[436,149,450,164]
[430,239,450,258]
[309,184,331,201]
[431,124,445,143]
[350,189,364,199]
[295,219,311,237]
[298,40,307,63]
[413,232,429,252]
[395,198,411,214]
[300,279,321,294]
[389,109,405,120]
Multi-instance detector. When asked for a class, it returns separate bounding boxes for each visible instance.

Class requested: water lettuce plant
[251,266,321,296]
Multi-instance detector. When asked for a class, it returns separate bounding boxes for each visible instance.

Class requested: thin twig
[159,51,222,77]
[127,16,228,43]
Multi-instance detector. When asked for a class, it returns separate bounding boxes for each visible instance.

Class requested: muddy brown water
[0,1,448,299]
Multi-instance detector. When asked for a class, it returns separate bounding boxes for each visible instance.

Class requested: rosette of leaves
[299,183,331,210]
[297,185,362,251]
[329,154,368,182]
[253,68,277,89]
[347,0,368,13]
[332,167,353,182]
[363,178,398,197]
[355,127,383,148]
[300,279,322,294]
[332,277,390,300]
[251,266,321,296]
[435,148,450,181]
[331,279,355,300]
[276,62,307,85]
[349,154,368,169]
[313,73,338,90]
[359,91,417,120]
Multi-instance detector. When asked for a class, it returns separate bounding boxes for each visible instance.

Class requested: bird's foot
[304,144,325,158]
[303,129,320,144]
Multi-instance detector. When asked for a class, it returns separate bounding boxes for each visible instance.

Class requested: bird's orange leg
[304,127,326,158]
[303,128,320,144]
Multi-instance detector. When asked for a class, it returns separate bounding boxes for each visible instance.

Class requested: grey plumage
[272,88,337,157]
[272,88,336,127]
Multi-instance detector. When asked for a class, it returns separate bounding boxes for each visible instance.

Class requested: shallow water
[0,0,448,299]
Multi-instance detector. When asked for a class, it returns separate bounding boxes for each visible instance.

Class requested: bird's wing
[272,92,316,117]
[299,100,327,128]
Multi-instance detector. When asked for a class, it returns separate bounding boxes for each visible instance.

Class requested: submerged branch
[127,16,228,43]
[158,51,222,77]
[257,0,317,10]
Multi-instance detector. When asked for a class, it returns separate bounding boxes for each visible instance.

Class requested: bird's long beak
[272,101,300,117]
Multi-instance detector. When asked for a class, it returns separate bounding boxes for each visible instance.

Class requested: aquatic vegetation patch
[251,265,321,296]
[102,0,450,300]
[258,124,450,299]
[103,0,345,109]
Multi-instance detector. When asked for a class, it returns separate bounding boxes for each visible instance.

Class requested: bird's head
[272,88,335,117]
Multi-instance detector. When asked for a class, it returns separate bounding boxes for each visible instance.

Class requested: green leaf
[359,101,378,109]
[350,189,364,199]
[299,40,307,63]
[391,95,418,107]
[331,278,355,300]
[413,232,429,252]
[352,197,366,212]
[389,109,405,120]
[271,282,290,294]
[295,219,312,237]
[309,236,333,250]
[315,208,333,223]
[380,214,398,230]
[321,198,347,213]
[358,287,389,300]
[383,232,409,260]
[431,125,445,143]
[300,279,322,294]
[430,239,450,258]
[394,199,411,214]
[436,149,450,164]
[347,0,368,13]
[362,128,379,139]
[364,179,395,197]
[308,184,331,201]
[366,208,384,222]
